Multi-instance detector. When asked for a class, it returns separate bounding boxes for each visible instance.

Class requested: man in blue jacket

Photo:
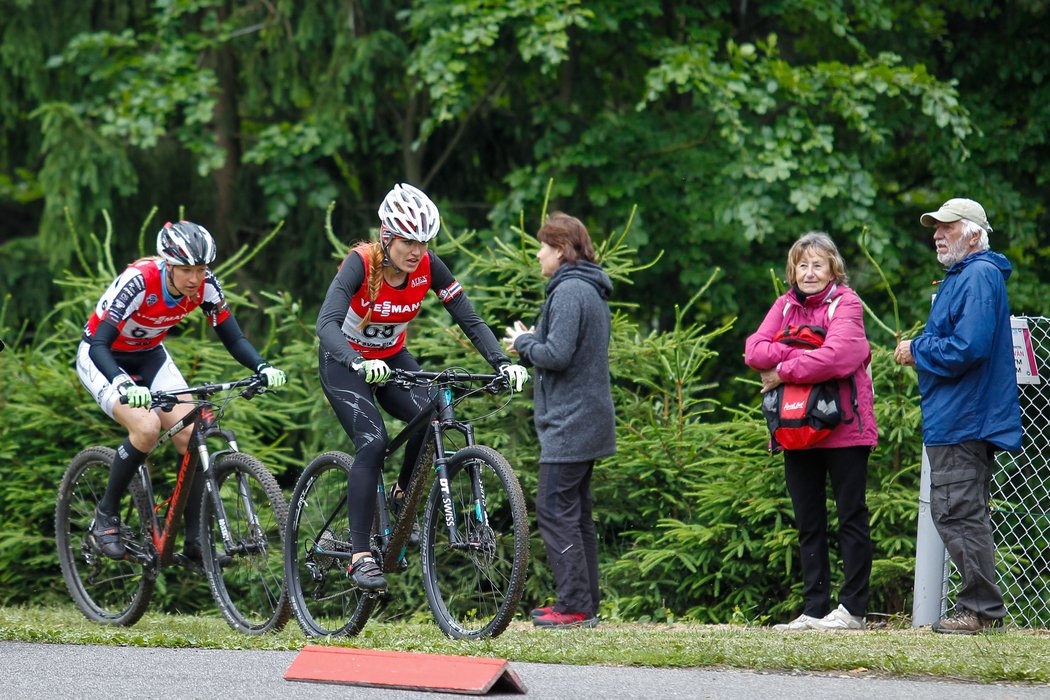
[894,197,1022,634]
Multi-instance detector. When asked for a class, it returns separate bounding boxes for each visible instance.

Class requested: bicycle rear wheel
[200,452,291,634]
[285,451,378,637]
[421,445,529,639]
[55,447,156,626]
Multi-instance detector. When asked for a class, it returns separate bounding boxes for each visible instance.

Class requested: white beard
[937,236,972,268]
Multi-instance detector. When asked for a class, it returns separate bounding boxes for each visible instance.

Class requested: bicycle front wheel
[421,445,529,639]
[284,451,378,637]
[200,452,291,634]
[55,447,156,626]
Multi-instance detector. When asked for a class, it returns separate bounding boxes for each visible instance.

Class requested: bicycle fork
[203,430,268,558]
[430,394,490,552]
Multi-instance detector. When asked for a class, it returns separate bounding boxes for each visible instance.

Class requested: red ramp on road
[284,645,527,695]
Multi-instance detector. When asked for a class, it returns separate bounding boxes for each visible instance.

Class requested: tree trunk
[402,90,424,185]
[210,1,241,249]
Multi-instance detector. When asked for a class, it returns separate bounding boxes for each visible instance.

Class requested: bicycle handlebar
[118,374,269,408]
[388,368,510,394]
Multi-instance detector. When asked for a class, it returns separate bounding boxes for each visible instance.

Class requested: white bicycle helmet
[157,221,216,266]
[378,183,440,242]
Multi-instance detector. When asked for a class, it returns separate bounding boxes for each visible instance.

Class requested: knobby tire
[284,451,378,637]
[200,452,291,634]
[420,445,529,640]
[55,446,156,626]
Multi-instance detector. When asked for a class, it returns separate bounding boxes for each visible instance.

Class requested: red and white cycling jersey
[83,258,230,351]
[340,244,461,359]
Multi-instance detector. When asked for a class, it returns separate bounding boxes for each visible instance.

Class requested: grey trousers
[926,441,1007,620]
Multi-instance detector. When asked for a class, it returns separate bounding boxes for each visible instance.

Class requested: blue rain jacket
[910,249,1022,451]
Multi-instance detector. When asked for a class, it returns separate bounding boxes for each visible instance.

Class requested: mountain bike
[55,375,291,634]
[285,367,529,640]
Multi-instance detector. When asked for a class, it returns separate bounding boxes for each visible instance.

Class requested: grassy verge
[2,606,1049,685]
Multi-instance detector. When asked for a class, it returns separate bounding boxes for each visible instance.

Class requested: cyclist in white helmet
[76,220,287,565]
[316,183,529,591]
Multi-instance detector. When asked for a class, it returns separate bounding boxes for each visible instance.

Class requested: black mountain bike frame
[122,377,264,569]
[317,369,505,570]
[385,373,485,553]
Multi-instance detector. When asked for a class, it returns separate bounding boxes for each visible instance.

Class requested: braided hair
[356,242,387,329]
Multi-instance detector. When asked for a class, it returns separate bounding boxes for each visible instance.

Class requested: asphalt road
[2,641,1047,699]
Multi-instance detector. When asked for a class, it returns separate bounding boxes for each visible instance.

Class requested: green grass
[3,606,1050,684]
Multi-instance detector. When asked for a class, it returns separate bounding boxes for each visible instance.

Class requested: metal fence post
[912,445,946,627]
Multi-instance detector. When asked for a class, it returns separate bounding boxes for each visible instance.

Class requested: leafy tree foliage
[1,1,1047,621]
[5,1,1049,407]
[0,204,925,624]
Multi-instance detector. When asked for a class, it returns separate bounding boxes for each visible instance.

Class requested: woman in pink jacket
[745,231,877,631]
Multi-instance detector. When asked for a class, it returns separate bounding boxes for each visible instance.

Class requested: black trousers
[783,446,873,618]
[535,460,600,615]
[319,348,431,554]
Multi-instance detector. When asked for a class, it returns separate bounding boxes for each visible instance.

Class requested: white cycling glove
[257,363,287,389]
[358,359,391,384]
[499,363,530,392]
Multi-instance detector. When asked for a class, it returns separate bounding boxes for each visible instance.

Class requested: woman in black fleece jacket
[503,212,616,628]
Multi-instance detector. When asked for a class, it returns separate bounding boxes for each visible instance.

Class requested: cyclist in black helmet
[76,220,287,565]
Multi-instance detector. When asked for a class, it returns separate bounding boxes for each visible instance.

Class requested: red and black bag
[761,324,857,452]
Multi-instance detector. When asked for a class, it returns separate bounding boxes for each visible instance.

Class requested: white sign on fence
[1012,317,1040,385]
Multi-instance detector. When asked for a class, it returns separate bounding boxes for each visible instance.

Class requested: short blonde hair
[785,231,849,286]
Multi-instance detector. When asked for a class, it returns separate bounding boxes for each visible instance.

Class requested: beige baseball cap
[920,198,992,232]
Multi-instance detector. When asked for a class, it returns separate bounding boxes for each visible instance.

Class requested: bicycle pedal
[173,552,204,575]
[371,590,393,610]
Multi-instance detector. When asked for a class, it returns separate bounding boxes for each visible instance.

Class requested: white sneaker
[772,613,821,631]
[811,604,865,630]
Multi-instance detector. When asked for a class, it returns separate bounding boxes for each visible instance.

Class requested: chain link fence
[943,315,1050,627]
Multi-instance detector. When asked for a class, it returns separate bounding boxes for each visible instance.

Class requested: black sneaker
[89,508,126,560]
[388,488,421,547]
[348,555,387,591]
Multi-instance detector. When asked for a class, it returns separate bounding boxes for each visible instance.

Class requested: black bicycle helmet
[156,221,216,266]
